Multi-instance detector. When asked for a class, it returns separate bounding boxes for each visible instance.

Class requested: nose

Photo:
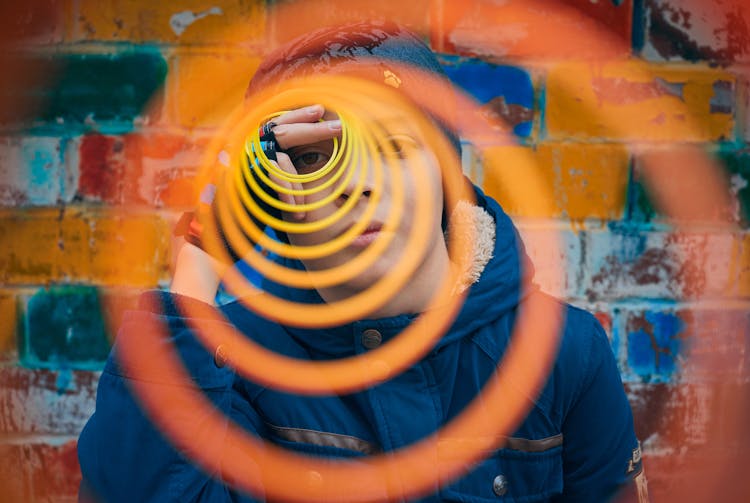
[334,161,376,208]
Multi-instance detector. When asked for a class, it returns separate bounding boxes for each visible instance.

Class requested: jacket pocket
[440,435,563,503]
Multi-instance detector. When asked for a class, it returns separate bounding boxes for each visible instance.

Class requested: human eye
[380,134,421,159]
[290,150,330,173]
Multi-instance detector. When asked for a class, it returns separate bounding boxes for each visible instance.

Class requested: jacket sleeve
[553,317,649,503]
[77,291,265,503]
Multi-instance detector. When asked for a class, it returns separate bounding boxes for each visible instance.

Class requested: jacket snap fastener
[214,344,229,368]
[492,474,508,496]
[361,329,382,349]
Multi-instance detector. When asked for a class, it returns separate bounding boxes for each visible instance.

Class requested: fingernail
[308,105,323,115]
[328,120,342,131]
[294,211,306,221]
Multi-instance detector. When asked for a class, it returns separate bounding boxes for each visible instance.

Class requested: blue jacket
[78,189,644,502]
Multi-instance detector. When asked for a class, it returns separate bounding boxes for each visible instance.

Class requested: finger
[273,104,326,126]
[272,120,342,150]
[270,152,306,221]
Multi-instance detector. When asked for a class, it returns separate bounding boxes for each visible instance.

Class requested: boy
[78,21,646,502]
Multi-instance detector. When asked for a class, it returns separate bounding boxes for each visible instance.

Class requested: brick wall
[1,0,748,501]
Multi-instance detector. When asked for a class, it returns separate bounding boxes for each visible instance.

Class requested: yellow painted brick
[0,292,17,358]
[483,143,629,220]
[546,61,735,141]
[0,209,91,284]
[89,213,171,286]
[74,0,265,44]
[0,209,170,287]
[164,51,261,129]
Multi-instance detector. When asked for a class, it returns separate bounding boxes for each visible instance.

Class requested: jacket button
[492,474,508,496]
[214,344,229,368]
[361,329,382,349]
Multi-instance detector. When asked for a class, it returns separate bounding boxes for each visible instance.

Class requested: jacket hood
[259,184,536,357]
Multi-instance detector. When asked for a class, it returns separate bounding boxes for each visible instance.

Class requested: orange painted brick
[89,213,171,286]
[482,143,630,221]
[729,232,750,298]
[74,0,265,45]
[164,51,261,129]
[0,209,170,286]
[545,61,736,141]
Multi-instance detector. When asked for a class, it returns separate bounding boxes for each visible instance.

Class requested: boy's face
[280,111,446,292]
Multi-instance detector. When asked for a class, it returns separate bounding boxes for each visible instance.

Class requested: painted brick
[731,232,750,298]
[0,367,98,434]
[19,286,110,368]
[440,57,535,138]
[616,307,688,381]
[582,228,744,301]
[545,62,736,141]
[0,0,67,45]
[516,225,582,299]
[0,136,77,206]
[74,0,265,45]
[625,382,750,501]
[642,0,750,64]
[0,51,167,130]
[73,133,206,207]
[0,443,31,502]
[482,143,630,221]
[0,292,18,362]
[0,208,170,286]
[266,0,431,47]
[430,0,633,59]
[0,208,91,284]
[88,213,171,286]
[165,51,261,129]
[629,147,750,226]
[24,440,81,502]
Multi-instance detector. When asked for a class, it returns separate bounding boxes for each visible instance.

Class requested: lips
[349,222,383,247]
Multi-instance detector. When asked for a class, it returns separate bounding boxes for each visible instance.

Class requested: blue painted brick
[440,55,535,138]
[625,309,685,379]
[1,50,167,131]
[20,286,111,369]
[0,136,75,206]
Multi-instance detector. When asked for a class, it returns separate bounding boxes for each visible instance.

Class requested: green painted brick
[1,51,167,129]
[20,286,111,369]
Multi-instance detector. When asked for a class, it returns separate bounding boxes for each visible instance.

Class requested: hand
[255,104,342,221]
[170,105,341,303]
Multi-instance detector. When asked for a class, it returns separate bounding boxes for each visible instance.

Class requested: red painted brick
[25,440,81,502]
[74,133,205,208]
[0,443,31,502]
[0,0,67,46]
[643,0,750,64]
[431,0,632,59]
[76,134,143,205]
[0,368,97,436]
[627,382,750,502]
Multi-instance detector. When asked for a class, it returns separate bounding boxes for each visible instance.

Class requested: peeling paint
[592,76,686,104]
[169,7,223,37]
[710,80,734,114]
[645,0,750,63]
